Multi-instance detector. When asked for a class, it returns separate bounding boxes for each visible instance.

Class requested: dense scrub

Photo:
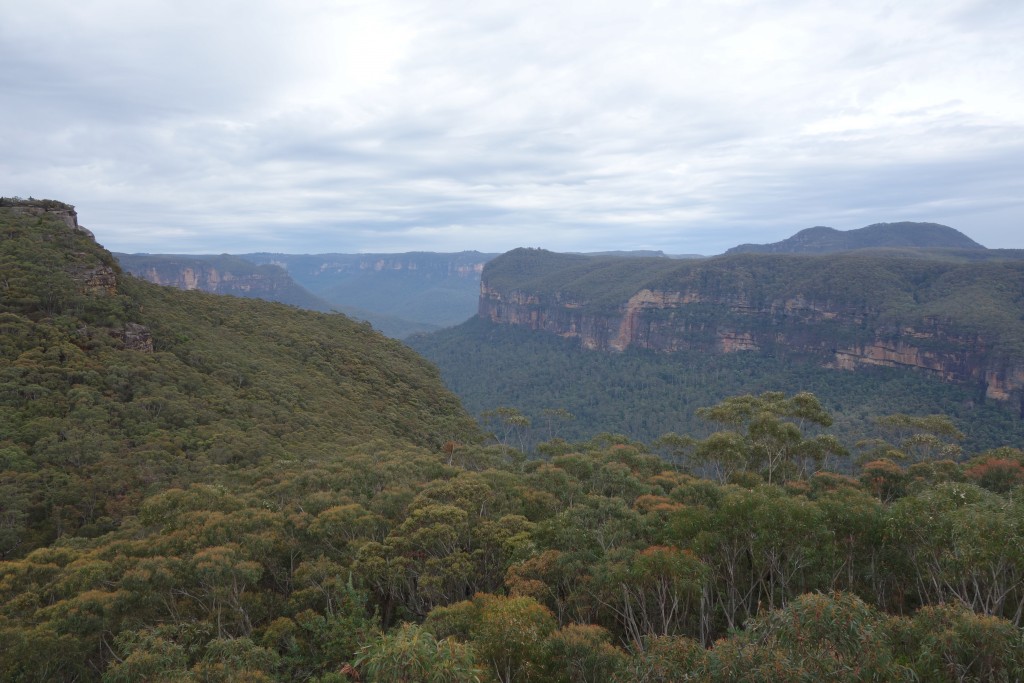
[4,431,1024,681]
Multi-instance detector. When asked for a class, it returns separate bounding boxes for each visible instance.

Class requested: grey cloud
[1,0,1022,255]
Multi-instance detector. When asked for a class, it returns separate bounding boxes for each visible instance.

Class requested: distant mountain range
[115,253,335,311]
[118,221,1015,342]
[727,221,985,254]
[116,251,499,337]
[118,249,689,337]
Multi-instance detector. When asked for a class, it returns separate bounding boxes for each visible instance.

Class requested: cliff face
[479,251,1024,404]
[2,199,119,298]
[1,199,154,351]
[295,255,487,278]
[4,200,86,234]
[116,254,334,312]
[122,259,290,296]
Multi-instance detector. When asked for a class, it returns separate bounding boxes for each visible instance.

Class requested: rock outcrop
[71,263,118,296]
[120,322,154,352]
[125,261,288,296]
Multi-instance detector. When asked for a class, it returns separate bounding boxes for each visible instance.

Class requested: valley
[410,238,1024,452]
[3,199,1024,681]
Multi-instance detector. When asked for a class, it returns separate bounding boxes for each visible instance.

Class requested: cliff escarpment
[479,248,1024,403]
[116,253,335,312]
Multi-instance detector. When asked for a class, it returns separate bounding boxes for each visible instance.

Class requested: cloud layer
[3,0,1022,254]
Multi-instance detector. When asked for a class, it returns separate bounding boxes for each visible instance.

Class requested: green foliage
[412,317,1024,454]
[891,602,1024,682]
[546,623,627,683]
[888,483,1024,616]
[613,635,705,683]
[702,592,910,682]
[427,593,557,683]
[356,622,481,683]
[694,392,845,483]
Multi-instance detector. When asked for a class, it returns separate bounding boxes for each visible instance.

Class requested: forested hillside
[3,199,1024,682]
[0,198,477,557]
[415,242,1024,456]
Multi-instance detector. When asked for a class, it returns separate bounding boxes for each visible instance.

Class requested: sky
[2,0,1023,255]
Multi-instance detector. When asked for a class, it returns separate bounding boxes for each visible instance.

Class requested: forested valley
[3,199,1024,682]
[411,316,1024,454]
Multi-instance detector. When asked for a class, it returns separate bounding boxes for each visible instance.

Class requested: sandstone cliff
[478,249,1024,405]
[116,254,334,313]
[1,198,153,351]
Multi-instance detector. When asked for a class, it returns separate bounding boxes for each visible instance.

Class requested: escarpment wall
[479,282,1024,403]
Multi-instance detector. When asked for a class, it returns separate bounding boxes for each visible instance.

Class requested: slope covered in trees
[4,199,1024,682]
[0,199,479,558]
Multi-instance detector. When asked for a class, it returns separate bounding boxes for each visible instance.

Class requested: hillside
[727,221,985,254]
[410,316,1024,452]
[0,199,479,557]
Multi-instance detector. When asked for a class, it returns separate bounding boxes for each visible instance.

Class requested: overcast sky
[3,0,1023,255]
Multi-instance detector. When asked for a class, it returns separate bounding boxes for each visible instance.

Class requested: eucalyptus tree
[695,392,845,484]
